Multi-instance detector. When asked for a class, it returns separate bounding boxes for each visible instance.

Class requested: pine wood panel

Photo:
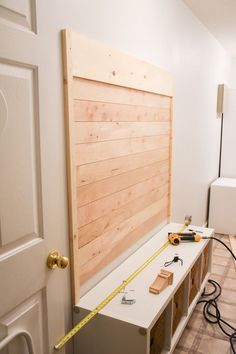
[73,78,171,108]
[75,135,169,165]
[70,31,173,96]
[76,147,169,187]
[79,196,168,267]
[62,29,173,300]
[77,172,169,227]
[73,100,170,122]
[77,160,168,207]
[73,79,172,285]
[79,208,169,284]
[74,121,170,144]
[78,183,169,248]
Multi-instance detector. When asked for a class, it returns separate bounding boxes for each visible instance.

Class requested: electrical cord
[231,333,236,354]
[198,236,236,354]
[208,236,236,262]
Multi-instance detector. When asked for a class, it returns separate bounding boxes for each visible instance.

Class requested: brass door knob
[47,250,69,269]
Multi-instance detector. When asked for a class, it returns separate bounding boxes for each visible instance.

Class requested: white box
[209,177,236,234]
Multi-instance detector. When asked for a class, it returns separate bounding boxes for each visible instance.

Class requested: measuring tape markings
[55,223,188,350]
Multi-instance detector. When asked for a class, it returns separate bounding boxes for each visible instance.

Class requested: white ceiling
[183,0,236,57]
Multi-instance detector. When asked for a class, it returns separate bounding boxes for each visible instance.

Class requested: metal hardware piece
[139,328,147,336]
[47,250,69,269]
[188,228,203,234]
[121,289,136,305]
[73,306,80,314]
[121,295,136,305]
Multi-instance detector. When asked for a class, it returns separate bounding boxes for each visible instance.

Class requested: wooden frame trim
[168,98,173,221]
[62,29,80,303]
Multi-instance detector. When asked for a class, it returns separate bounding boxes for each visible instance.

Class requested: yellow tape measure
[54,221,189,350]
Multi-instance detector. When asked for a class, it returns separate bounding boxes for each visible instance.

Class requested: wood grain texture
[73,78,171,108]
[70,31,173,96]
[172,281,185,335]
[74,80,172,284]
[62,29,80,304]
[76,148,169,187]
[79,195,168,267]
[74,121,170,143]
[77,159,169,207]
[77,172,169,227]
[229,235,236,270]
[78,183,169,248]
[63,29,173,295]
[79,208,169,284]
[74,100,170,122]
[75,135,170,165]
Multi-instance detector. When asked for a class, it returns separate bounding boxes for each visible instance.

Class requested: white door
[0,1,69,353]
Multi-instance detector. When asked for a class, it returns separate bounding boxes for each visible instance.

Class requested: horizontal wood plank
[77,172,169,227]
[78,183,169,247]
[74,121,170,143]
[77,160,169,207]
[71,31,173,96]
[76,148,169,187]
[73,78,171,108]
[73,100,170,122]
[79,196,168,267]
[79,208,168,284]
[75,135,170,165]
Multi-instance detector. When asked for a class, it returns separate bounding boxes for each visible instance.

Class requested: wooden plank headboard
[62,29,173,304]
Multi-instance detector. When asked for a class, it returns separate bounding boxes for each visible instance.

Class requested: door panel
[0,1,68,353]
[0,291,48,353]
[0,62,42,246]
[0,0,36,32]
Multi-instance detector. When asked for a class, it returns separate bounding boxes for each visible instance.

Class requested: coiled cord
[198,236,236,353]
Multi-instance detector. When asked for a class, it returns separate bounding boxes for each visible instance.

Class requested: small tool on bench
[121,289,136,305]
[168,231,207,245]
[187,228,203,234]
[184,215,192,226]
[149,269,173,294]
[164,255,183,267]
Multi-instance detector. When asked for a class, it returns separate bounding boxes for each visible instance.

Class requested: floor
[174,235,236,354]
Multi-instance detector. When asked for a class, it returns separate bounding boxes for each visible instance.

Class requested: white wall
[43,0,230,227]
[221,58,236,177]
[38,2,230,351]
[229,57,236,88]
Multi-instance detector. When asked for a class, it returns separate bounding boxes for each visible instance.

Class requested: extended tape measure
[54,218,190,350]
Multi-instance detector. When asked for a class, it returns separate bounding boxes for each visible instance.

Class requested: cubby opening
[201,243,210,282]
[172,281,185,336]
[150,311,166,354]
[149,299,172,354]
[189,256,202,305]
